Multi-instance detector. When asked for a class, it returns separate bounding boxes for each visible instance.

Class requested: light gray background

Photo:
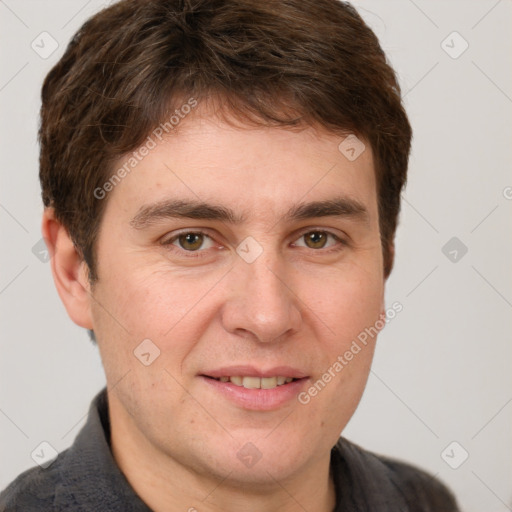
[1,1,511,510]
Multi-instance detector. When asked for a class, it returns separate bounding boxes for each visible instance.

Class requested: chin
[197,433,319,487]
[211,455,308,490]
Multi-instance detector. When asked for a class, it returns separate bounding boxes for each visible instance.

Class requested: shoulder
[0,454,65,511]
[333,437,460,512]
[378,453,460,511]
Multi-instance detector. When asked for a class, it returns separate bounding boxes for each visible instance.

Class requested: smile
[209,376,296,389]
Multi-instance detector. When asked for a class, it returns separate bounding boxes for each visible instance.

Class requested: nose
[220,251,302,343]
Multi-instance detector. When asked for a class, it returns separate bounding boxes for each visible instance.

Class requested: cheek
[89,269,205,422]
[302,263,384,346]
[89,265,227,384]
[93,264,219,334]
[297,270,382,433]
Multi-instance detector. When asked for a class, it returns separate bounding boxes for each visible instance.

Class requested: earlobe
[41,208,94,330]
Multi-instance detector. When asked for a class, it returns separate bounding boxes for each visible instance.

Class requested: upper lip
[201,365,308,379]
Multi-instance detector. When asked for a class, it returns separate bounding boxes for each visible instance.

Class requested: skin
[43,106,389,512]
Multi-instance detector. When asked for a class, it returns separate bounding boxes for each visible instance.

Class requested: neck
[108,396,337,512]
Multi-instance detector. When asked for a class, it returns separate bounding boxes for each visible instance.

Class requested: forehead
[101,108,377,226]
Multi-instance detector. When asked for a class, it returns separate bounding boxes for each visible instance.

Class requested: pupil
[307,232,326,248]
[180,233,202,250]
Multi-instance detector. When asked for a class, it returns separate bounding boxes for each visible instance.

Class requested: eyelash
[161,229,348,258]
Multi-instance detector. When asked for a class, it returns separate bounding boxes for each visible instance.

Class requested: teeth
[261,377,277,389]
[230,376,243,386]
[242,376,261,389]
[215,376,295,389]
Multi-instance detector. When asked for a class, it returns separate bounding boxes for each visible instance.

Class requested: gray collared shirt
[0,389,459,511]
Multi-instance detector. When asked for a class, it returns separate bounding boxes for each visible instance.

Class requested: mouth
[199,366,309,410]
[203,375,299,389]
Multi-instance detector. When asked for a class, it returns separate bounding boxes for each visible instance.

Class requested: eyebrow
[129,196,369,230]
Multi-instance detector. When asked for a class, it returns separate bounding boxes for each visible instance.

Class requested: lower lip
[200,376,309,411]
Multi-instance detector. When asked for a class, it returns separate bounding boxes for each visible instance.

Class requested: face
[87,108,385,487]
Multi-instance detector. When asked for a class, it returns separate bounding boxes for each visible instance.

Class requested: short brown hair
[39,0,411,282]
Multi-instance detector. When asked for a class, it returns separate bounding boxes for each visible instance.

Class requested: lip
[199,366,310,411]
[202,365,308,379]
[200,375,309,411]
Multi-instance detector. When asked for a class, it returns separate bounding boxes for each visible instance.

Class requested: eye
[292,230,344,250]
[163,231,216,252]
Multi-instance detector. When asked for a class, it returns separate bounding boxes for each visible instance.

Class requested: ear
[384,240,395,281]
[41,208,94,330]
[380,241,395,320]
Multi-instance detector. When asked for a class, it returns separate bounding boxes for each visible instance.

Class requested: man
[0,0,460,510]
